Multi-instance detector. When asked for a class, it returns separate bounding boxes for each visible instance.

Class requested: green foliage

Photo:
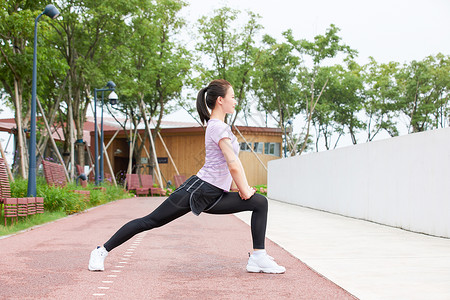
[310,63,365,148]
[253,184,267,196]
[253,35,301,119]
[286,24,357,66]
[362,57,401,140]
[395,54,450,132]
[0,210,67,236]
[10,178,131,215]
[196,7,263,124]
[110,0,192,171]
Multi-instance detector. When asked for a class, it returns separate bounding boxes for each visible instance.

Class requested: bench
[0,158,44,225]
[42,160,90,200]
[141,174,165,196]
[126,174,165,197]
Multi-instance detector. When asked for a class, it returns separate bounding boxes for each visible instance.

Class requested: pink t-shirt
[197,119,239,191]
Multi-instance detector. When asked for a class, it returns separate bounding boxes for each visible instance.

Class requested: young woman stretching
[89,79,285,274]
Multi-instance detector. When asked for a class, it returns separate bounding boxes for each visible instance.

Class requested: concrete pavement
[235,199,450,300]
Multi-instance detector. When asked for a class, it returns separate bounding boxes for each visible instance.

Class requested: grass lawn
[0,210,67,237]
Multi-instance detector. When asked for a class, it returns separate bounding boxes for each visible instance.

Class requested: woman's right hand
[239,186,256,200]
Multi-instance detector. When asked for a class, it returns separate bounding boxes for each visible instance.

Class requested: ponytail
[196,87,210,125]
[196,79,232,125]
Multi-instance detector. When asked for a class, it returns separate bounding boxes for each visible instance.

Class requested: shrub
[10,177,131,215]
[253,185,267,196]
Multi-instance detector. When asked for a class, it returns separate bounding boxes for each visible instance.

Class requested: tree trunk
[13,78,27,178]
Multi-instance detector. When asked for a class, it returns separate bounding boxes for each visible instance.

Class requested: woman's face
[221,86,236,114]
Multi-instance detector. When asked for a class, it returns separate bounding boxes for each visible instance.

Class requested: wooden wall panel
[103,127,282,188]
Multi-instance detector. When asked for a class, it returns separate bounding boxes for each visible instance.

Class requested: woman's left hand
[239,186,256,200]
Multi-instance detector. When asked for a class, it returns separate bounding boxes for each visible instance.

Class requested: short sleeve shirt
[196,119,239,191]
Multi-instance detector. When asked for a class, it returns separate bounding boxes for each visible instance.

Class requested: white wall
[268,127,450,238]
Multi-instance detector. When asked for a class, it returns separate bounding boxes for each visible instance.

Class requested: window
[253,142,263,153]
[240,142,252,152]
[264,142,281,157]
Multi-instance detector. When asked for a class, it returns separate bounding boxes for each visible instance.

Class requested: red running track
[0,197,356,299]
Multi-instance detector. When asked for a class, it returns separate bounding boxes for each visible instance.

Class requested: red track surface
[0,197,356,299]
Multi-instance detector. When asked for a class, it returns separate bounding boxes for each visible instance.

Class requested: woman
[89,79,285,274]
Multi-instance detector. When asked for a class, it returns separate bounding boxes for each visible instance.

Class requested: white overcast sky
[181,0,450,64]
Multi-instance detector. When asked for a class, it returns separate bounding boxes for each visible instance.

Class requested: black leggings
[103,190,268,251]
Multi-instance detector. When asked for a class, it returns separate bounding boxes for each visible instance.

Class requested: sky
[181,0,450,64]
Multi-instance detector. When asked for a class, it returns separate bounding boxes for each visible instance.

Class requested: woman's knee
[252,193,268,211]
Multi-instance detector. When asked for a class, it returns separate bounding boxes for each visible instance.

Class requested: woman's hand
[239,186,256,200]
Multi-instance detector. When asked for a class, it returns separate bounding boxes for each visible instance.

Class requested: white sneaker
[88,246,108,271]
[246,252,286,274]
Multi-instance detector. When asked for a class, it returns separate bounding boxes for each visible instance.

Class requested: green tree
[328,62,365,146]
[252,34,301,155]
[0,1,64,177]
[196,7,263,125]
[396,54,450,132]
[116,0,191,177]
[286,24,358,152]
[362,57,400,141]
[425,54,449,129]
[48,0,136,173]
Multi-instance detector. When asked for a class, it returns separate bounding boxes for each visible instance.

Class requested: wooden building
[0,117,282,187]
[97,121,282,187]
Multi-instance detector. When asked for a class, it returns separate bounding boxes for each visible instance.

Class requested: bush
[253,185,267,196]
[10,177,131,215]
[88,183,130,206]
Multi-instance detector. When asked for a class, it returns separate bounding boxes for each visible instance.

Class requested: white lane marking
[93,233,147,297]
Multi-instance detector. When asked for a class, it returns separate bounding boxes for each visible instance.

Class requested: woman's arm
[219,138,256,200]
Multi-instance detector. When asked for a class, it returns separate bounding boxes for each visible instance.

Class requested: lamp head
[106,81,116,89]
[108,91,118,105]
[43,4,60,19]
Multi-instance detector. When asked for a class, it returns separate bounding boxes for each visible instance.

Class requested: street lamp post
[94,81,117,185]
[27,4,60,197]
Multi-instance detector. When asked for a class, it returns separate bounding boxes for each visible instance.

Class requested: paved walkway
[0,197,354,299]
[236,199,450,300]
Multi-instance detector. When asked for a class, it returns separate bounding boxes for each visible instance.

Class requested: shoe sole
[246,265,285,274]
[88,264,104,271]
